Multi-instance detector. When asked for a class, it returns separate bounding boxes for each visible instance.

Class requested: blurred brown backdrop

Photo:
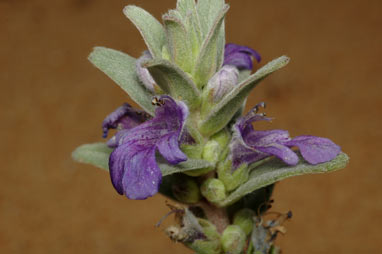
[1,0,381,253]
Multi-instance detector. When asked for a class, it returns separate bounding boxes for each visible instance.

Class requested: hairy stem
[198,201,229,233]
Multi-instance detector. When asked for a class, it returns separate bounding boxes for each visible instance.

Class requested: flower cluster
[102,44,341,200]
[73,1,348,253]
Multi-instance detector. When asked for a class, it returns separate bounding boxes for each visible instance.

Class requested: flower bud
[217,160,249,192]
[201,178,227,203]
[233,208,255,235]
[202,140,220,163]
[207,65,239,102]
[201,129,231,164]
[171,175,201,204]
[186,219,222,254]
[136,51,162,93]
[181,144,204,159]
[211,128,231,150]
[221,225,246,254]
[187,239,222,254]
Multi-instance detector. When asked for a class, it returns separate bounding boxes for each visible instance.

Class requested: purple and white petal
[285,135,341,164]
[223,43,261,70]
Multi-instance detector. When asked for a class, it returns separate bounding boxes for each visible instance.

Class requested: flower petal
[245,130,290,147]
[102,103,148,138]
[157,134,187,164]
[121,147,161,200]
[223,43,261,70]
[108,143,128,195]
[230,137,268,169]
[256,144,299,166]
[285,135,341,164]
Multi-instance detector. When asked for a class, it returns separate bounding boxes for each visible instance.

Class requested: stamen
[151,97,166,106]
[155,209,183,228]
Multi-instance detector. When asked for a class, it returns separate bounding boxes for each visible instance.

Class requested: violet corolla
[224,43,261,70]
[230,103,341,169]
[105,96,188,199]
[72,0,349,253]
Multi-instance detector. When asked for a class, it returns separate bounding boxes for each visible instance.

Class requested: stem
[198,201,229,233]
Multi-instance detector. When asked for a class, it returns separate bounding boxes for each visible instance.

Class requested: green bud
[202,140,220,163]
[186,219,221,254]
[198,218,220,240]
[181,144,215,176]
[210,128,230,152]
[202,128,231,164]
[217,160,249,192]
[221,225,246,254]
[187,239,221,254]
[233,209,255,235]
[171,175,201,204]
[201,178,226,203]
[181,144,204,159]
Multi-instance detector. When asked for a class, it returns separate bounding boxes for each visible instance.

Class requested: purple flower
[107,96,188,200]
[223,43,261,70]
[206,65,239,102]
[230,103,341,169]
[102,103,150,147]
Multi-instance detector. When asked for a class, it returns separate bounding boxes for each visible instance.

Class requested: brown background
[1,0,381,253]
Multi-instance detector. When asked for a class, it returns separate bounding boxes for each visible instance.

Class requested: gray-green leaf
[196,0,224,38]
[217,152,349,207]
[144,58,200,109]
[193,4,229,88]
[88,47,155,115]
[72,143,112,170]
[158,158,214,176]
[163,13,194,73]
[199,56,290,136]
[123,5,165,58]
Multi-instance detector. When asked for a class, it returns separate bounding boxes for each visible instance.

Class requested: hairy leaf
[123,5,165,58]
[72,143,112,170]
[196,0,224,37]
[158,158,214,176]
[193,4,229,88]
[217,152,349,207]
[144,58,200,109]
[163,13,194,72]
[88,47,155,114]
